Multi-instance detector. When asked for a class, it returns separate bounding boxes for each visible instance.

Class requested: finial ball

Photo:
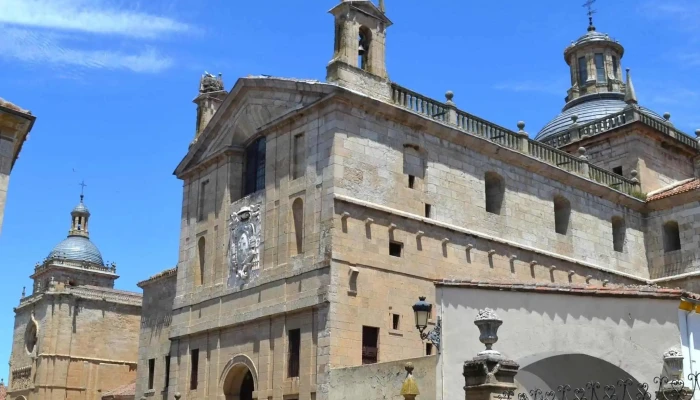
[578,146,587,156]
[571,114,579,124]
[445,91,454,101]
[517,121,526,130]
[663,112,671,121]
[405,362,414,373]
[695,129,700,138]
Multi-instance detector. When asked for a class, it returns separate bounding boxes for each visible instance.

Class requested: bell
[358,43,366,56]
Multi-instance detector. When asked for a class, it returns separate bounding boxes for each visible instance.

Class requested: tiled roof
[0,381,6,400]
[647,179,700,201]
[137,267,177,287]
[435,279,700,300]
[102,382,135,398]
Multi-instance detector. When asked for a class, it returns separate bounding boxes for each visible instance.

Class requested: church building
[6,195,141,400]
[117,1,700,399]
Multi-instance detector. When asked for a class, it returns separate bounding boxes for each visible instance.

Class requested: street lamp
[412,296,441,351]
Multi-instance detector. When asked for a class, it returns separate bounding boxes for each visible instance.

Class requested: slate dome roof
[47,236,104,265]
[535,94,664,141]
[71,202,90,215]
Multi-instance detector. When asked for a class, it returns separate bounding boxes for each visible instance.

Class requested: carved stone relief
[227,204,262,288]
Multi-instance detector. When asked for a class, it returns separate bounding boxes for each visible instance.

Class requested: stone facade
[0,98,35,237]
[126,2,700,400]
[5,198,142,400]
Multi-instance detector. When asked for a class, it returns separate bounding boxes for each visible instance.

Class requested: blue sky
[0,0,698,381]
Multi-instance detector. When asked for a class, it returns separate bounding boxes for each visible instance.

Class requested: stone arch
[220,354,258,400]
[16,396,28,400]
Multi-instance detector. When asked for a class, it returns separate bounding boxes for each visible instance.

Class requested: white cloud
[0,0,191,38]
[0,26,173,73]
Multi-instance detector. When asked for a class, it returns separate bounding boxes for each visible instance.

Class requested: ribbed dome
[535,95,664,141]
[47,236,104,265]
[72,202,90,215]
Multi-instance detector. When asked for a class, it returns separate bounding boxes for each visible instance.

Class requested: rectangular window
[612,166,623,176]
[392,314,400,330]
[595,53,605,82]
[148,358,155,390]
[424,204,432,218]
[164,355,171,391]
[578,56,588,84]
[288,329,301,378]
[408,175,415,189]
[292,133,305,180]
[389,241,403,258]
[244,137,267,196]
[426,343,433,356]
[190,349,199,390]
[612,56,619,79]
[198,180,209,221]
[362,326,379,364]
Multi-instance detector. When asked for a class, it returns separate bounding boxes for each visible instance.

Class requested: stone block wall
[646,203,700,278]
[9,292,141,400]
[134,271,177,399]
[0,106,33,237]
[327,106,649,278]
[576,126,695,193]
[327,355,436,400]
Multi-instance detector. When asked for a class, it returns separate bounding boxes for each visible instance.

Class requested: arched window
[578,56,588,84]
[553,195,571,235]
[612,216,625,253]
[244,137,266,196]
[484,172,505,215]
[196,237,205,286]
[663,221,681,252]
[292,198,304,255]
[358,26,372,71]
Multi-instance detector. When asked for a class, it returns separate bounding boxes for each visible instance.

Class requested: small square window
[392,314,400,330]
[389,241,403,257]
[425,204,432,218]
[426,343,433,355]
[408,175,415,189]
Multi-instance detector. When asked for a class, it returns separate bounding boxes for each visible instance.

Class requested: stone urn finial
[663,349,684,382]
[474,308,503,356]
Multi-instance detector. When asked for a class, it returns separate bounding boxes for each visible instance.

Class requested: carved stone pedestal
[656,385,693,400]
[463,354,519,400]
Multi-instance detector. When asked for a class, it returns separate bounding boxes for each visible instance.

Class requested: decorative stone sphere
[578,146,587,156]
[630,170,638,178]
[571,114,579,124]
[663,112,671,121]
[695,129,700,138]
[445,91,454,102]
[517,121,525,131]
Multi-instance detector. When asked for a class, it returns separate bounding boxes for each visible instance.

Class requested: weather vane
[583,0,597,30]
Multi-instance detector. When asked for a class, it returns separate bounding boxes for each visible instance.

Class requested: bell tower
[326,0,393,99]
[192,72,227,147]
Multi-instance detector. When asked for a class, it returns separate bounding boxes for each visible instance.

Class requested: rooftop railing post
[516,121,529,154]
[445,91,458,126]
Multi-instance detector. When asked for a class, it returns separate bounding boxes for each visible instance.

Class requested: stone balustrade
[34,258,116,274]
[389,83,640,197]
[540,107,698,150]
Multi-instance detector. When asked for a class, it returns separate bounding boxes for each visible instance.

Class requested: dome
[535,94,664,141]
[71,202,90,215]
[47,236,104,265]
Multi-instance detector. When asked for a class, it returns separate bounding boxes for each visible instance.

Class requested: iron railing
[503,375,700,400]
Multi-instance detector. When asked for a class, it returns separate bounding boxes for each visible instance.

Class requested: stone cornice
[137,267,177,288]
[16,286,142,311]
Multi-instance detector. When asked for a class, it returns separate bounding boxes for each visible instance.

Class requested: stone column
[463,309,520,400]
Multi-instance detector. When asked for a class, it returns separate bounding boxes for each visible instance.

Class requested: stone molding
[36,352,137,366]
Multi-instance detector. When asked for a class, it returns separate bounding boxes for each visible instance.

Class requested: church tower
[326,0,393,99]
[31,191,117,292]
[192,72,227,147]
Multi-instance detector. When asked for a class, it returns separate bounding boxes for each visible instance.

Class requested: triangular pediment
[174,77,336,177]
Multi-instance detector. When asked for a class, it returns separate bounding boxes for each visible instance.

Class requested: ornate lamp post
[412,297,441,351]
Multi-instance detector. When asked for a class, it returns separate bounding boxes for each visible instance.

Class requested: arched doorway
[221,355,258,400]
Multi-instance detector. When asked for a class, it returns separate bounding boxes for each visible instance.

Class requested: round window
[25,321,37,354]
